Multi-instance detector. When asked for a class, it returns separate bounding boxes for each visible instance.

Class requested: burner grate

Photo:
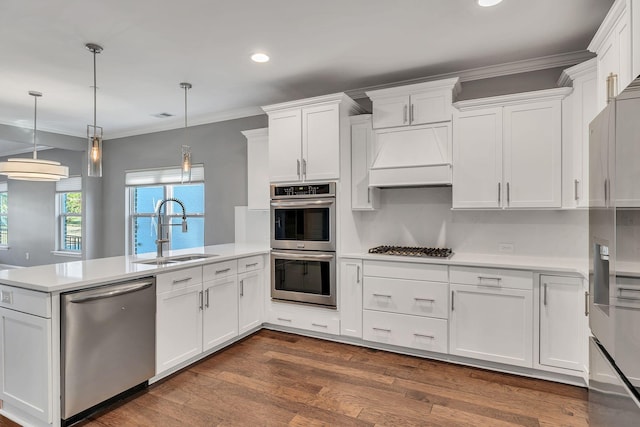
[368,245,453,258]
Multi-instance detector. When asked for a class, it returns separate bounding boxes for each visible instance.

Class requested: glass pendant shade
[181,145,191,183]
[0,91,69,181]
[87,125,103,177]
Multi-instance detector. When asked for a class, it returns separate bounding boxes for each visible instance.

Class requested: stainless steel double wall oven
[270,183,336,307]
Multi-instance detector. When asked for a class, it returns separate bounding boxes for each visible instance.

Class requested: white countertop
[341,252,586,277]
[0,243,270,293]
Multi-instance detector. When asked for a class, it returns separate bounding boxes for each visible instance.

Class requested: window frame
[0,182,7,247]
[56,191,83,253]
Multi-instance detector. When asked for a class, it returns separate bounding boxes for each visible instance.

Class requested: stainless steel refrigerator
[588,76,640,426]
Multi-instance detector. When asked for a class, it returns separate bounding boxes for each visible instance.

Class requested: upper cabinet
[350,115,380,210]
[263,93,365,183]
[588,0,636,110]
[366,78,461,129]
[558,59,598,209]
[242,128,269,210]
[452,89,571,209]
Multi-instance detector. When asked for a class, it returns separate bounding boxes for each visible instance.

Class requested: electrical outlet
[1,291,12,304]
[25,252,29,260]
[498,243,514,253]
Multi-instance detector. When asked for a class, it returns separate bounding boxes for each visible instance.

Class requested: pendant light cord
[33,95,38,160]
[93,48,97,129]
[184,85,188,129]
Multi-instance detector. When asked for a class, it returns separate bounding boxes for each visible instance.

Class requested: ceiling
[0,0,613,144]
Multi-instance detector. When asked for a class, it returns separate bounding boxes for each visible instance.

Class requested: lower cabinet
[538,275,586,372]
[0,307,52,424]
[268,301,341,335]
[203,275,239,351]
[339,258,363,338]
[238,268,264,334]
[449,267,533,368]
[363,310,448,353]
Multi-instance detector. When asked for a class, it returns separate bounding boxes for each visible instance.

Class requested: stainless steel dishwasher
[61,278,156,423]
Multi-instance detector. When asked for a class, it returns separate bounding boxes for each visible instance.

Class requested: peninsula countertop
[0,243,270,293]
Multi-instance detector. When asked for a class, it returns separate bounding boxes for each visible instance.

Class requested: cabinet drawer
[0,285,50,318]
[157,266,203,294]
[237,255,264,274]
[450,266,532,290]
[363,310,448,354]
[363,277,449,319]
[364,260,448,282]
[203,260,238,280]
[268,303,340,335]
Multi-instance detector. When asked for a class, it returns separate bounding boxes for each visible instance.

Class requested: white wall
[343,187,587,260]
[617,210,640,263]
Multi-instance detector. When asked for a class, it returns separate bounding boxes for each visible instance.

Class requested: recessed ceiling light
[251,53,270,63]
[477,0,503,6]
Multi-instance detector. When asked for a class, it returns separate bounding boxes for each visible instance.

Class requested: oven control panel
[271,182,335,198]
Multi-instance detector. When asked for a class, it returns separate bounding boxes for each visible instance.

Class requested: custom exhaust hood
[368,122,452,188]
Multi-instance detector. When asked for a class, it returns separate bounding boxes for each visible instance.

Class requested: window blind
[55,176,82,192]
[125,164,204,186]
[0,182,6,192]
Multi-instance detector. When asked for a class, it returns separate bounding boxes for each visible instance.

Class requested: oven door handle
[270,200,334,208]
[271,251,334,261]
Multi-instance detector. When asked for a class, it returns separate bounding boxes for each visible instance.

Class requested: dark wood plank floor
[1,330,589,426]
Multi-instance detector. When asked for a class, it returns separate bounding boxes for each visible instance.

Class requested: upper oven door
[271,198,336,251]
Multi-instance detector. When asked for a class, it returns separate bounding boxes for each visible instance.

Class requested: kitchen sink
[134,253,218,265]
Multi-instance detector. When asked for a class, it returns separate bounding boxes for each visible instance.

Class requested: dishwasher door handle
[69,281,154,304]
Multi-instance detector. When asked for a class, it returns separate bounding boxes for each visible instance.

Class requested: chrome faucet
[155,198,188,258]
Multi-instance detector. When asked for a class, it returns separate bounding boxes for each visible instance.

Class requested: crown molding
[261,92,366,114]
[365,77,461,99]
[0,118,85,138]
[241,127,268,139]
[557,58,597,87]
[453,87,573,111]
[104,106,265,140]
[588,0,627,53]
[349,114,372,125]
[347,51,594,100]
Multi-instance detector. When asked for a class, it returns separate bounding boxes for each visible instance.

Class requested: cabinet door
[203,276,239,351]
[156,284,203,374]
[597,32,621,110]
[539,276,585,371]
[302,103,340,181]
[268,109,302,182]
[615,97,640,207]
[503,100,561,208]
[0,308,52,423]
[411,91,451,125]
[372,95,410,129]
[351,118,378,210]
[452,108,503,208]
[449,283,533,368]
[340,259,362,338]
[238,270,263,334]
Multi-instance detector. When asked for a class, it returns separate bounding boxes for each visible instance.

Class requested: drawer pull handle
[585,291,589,316]
[277,317,292,322]
[414,297,435,303]
[373,293,392,298]
[478,276,501,285]
[311,323,328,328]
[618,287,640,300]
[413,333,435,339]
[373,327,391,333]
[205,289,210,308]
[198,291,203,310]
[245,262,259,268]
[543,283,548,306]
[216,268,231,274]
[173,277,192,284]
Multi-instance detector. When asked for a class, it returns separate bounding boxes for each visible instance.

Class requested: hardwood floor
[2,330,589,426]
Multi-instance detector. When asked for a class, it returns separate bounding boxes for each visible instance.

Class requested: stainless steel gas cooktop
[368,246,453,258]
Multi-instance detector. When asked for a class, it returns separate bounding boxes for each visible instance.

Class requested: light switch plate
[1,290,12,304]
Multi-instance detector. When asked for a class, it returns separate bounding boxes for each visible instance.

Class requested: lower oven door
[271,250,336,307]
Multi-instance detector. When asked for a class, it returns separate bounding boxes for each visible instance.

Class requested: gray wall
[0,149,85,267]
[101,114,267,257]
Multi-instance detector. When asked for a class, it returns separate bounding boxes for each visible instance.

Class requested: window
[126,165,205,255]
[0,182,7,246]
[56,177,82,252]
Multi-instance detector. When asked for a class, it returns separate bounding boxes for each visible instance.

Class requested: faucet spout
[155,198,188,258]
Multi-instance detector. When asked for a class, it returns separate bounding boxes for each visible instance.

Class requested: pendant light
[86,43,103,177]
[0,91,69,181]
[180,82,192,183]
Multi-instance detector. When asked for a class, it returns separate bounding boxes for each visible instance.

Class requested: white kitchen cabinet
[267,300,340,335]
[558,59,598,208]
[202,275,239,351]
[263,93,364,183]
[242,127,269,210]
[538,275,587,372]
[363,310,448,354]
[588,0,633,110]
[0,307,52,424]
[156,282,203,374]
[366,78,461,129]
[449,267,533,368]
[350,115,379,210]
[238,269,263,334]
[453,89,570,209]
[339,258,362,338]
[614,96,640,207]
